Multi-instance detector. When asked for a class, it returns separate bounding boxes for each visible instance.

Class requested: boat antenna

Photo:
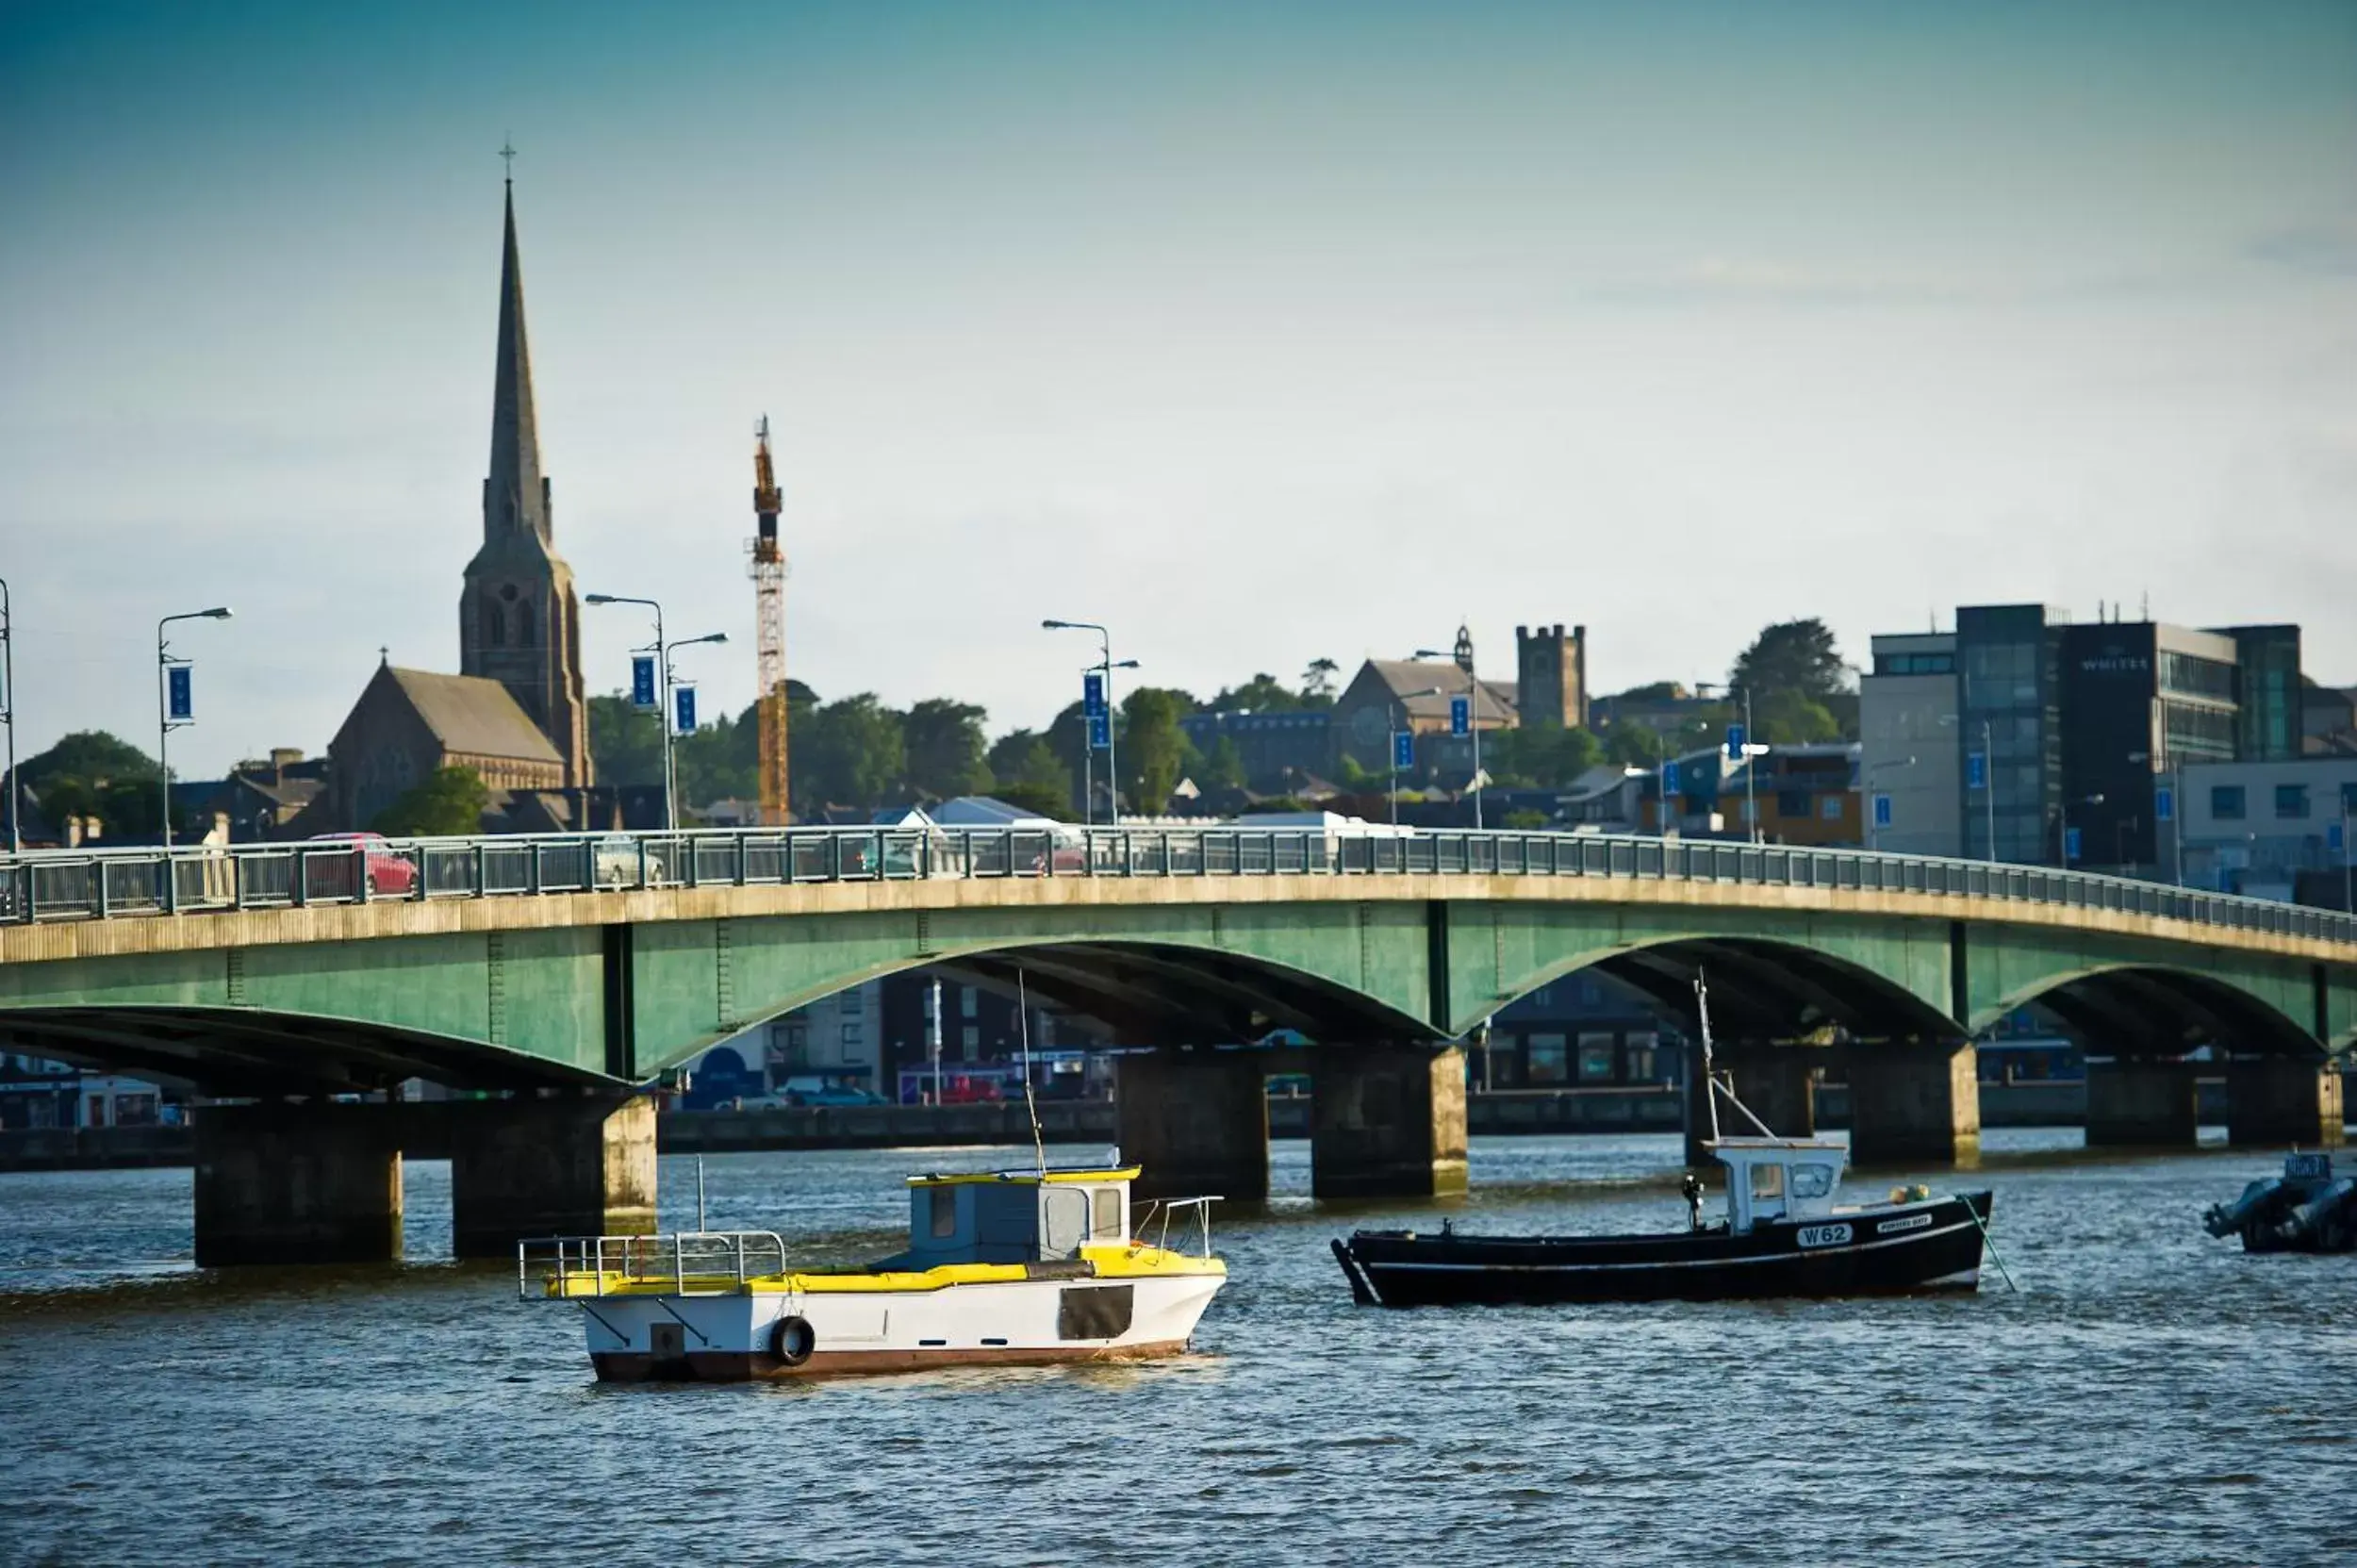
[1016,967,1047,1179]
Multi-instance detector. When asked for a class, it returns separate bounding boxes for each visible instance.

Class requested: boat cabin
[898,1165,1137,1264]
[1710,1139,1847,1233]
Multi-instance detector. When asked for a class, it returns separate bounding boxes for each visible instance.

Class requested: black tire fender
[771,1314,816,1366]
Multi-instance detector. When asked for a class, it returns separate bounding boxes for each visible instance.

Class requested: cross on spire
[500,137,517,184]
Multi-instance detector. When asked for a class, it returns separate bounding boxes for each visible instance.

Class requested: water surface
[2,1132,2350,1565]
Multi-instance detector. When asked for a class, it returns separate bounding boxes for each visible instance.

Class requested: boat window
[930,1186,957,1238]
[1789,1164,1835,1200]
[1750,1164,1785,1201]
[1042,1188,1089,1259]
[1092,1188,1124,1240]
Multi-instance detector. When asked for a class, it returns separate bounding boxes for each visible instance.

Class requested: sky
[3,1,2354,776]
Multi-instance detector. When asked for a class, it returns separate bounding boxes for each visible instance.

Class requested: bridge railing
[0,825,2350,949]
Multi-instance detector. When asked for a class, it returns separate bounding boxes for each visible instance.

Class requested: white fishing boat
[518,1164,1226,1380]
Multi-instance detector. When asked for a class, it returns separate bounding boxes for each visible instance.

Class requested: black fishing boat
[1331,977,2000,1308]
[2202,1151,2356,1253]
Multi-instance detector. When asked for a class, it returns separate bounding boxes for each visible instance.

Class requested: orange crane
[750,416,789,824]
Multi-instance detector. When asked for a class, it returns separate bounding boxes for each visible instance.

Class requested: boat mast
[1016,968,1047,1179]
[1694,971,1723,1147]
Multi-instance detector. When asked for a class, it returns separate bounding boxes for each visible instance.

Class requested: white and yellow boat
[518,1164,1226,1380]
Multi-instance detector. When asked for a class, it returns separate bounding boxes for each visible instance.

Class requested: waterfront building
[1483,970,1683,1090]
[1861,605,2317,874]
[2174,755,2357,904]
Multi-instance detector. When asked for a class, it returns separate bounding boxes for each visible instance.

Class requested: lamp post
[0,576,14,854]
[1414,647,1487,830]
[1864,755,1917,852]
[1075,657,1140,827]
[1698,682,1766,844]
[157,606,233,849]
[664,631,728,824]
[585,593,678,830]
[1389,685,1443,826]
[1044,620,1118,822]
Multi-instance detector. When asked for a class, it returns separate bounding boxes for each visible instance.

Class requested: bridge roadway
[2,827,2349,1264]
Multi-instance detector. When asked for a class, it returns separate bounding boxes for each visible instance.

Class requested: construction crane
[750,416,789,824]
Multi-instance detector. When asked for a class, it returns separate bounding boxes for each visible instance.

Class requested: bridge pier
[449,1096,657,1258]
[1311,1044,1468,1200]
[2085,1060,2199,1147]
[1115,1050,1269,1202]
[2225,1059,2346,1148]
[1847,1043,1980,1167]
[193,1101,404,1267]
[1686,1050,1819,1166]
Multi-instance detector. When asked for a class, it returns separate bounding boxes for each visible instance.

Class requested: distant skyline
[4,2,2354,776]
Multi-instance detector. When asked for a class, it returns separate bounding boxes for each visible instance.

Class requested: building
[1331,654,1517,777]
[1514,623,1590,729]
[300,174,596,834]
[457,178,593,790]
[1175,709,1333,791]
[1860,604,2316,873]
[2175,755,2357,905]
[1483,970,1682,1089]
[172,749,328,843]
[317,660,571,829]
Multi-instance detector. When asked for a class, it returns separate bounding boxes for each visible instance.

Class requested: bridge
[4,826,2350,1264]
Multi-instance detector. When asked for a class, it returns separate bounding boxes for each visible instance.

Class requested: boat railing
[516,1230,791,1299]
[1129,1196,1219,1259]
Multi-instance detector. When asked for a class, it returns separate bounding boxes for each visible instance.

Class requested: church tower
[459,176,592,789]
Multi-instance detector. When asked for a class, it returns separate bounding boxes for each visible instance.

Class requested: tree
[902,699,992,801]
[19,731,163,836]
[587,694,665,787]
[1202,734,1248,792]
[793,694,907,809]
[1301,658,1341,704]
[1120,687,1194,813]
[1754,690,1841,746]
[993,782,1074,821]
[371,767,490,836]
[1208,673,1306,713]
[1486,725,1605,789]
[1730,619,1850,706]
[988,732,1072,811]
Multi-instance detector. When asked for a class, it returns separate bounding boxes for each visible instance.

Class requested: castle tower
[1515,623,1590,729]
[458,177,592,788]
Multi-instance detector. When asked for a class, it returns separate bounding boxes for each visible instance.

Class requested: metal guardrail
[0,825,2351,949]
[518,1231,791,1299]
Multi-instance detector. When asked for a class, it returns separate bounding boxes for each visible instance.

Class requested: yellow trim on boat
[544,1242,1223,1299]
[904,1166,1142,1187]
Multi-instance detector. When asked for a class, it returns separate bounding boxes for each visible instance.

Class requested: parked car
[305,832,416,896]
[777,1075,889,1107]
[593,835,669,888]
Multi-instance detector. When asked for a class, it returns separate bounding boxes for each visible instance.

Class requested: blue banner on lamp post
[1449,696,1470,736]
[673,685,696,734]
[1724,723,1745,759]
[1083,671,1106,718]
[2065,826,2082,864]
[2154,785,2174,823]
[1663,760,1682,795]
[631,655,657,710]
[1393,731,1414,770]
[1966,751,1987,790]
[1872,793,1893,830]
[1087,713,1111,751]
[166,666,192,722]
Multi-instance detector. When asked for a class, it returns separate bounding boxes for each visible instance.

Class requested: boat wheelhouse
[520,1164,1227,1380]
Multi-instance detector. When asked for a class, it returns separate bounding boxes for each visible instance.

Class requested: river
[2,1131,2350,1566]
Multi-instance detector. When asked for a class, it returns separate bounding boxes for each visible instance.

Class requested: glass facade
[2230,625,2301,763]
[1957,604,2063,863]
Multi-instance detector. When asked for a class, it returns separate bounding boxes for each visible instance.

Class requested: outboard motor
[2271,1178,2357,1251]
[2201,1178,2285,1239]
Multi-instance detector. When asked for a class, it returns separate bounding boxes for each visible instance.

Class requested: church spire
[486,174,549,542]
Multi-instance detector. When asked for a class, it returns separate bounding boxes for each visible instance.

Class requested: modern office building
[1861,604,2311,874]
[2175,755,2357,904]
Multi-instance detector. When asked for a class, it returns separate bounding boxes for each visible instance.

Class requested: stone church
[305,177,600,835]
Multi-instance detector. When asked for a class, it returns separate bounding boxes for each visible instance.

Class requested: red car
[305,832,417,896]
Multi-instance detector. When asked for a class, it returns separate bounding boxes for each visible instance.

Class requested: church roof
[1357,659,1519,723]
[387,668,564,765]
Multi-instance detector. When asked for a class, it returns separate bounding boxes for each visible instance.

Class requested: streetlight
[1697,682,1767,844]
[2057,791,2103,869]
[1414,647,1490,830]
[663,631,727,825]
[1073,658,1139,827]
[585,593,684,831]
[157,606,233,848]
[1864,755,1916,852]
[1389,685,1443,826]
[1044,620,1119,823]
[0,576,15,854]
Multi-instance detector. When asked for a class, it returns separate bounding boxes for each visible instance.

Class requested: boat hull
[1334,1193,1992,1307]
[575,1271,1224,1382]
